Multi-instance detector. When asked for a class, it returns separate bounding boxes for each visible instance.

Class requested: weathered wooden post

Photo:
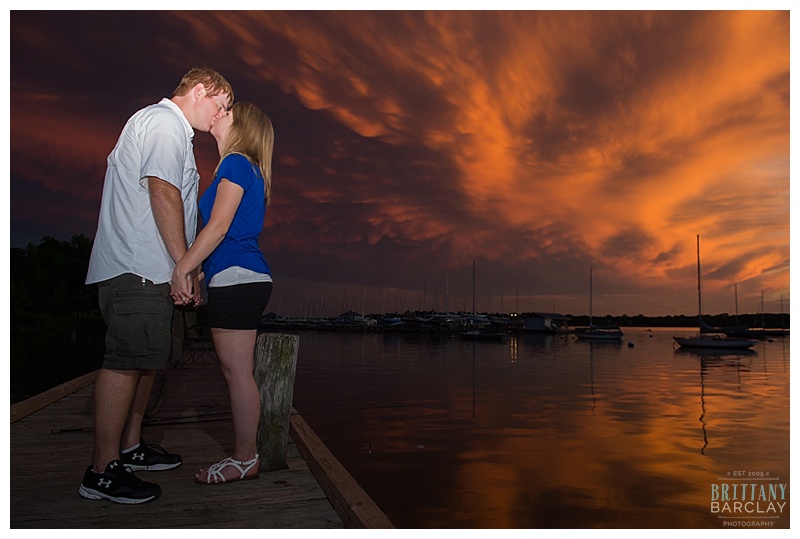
[253,332,299,471]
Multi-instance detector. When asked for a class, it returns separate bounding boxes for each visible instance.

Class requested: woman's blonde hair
[217,102,274,205]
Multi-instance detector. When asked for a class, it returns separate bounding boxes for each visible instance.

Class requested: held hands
[171,266,202,307]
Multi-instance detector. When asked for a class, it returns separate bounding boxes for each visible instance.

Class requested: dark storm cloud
[601,227,657,260]
[9,10,790,316]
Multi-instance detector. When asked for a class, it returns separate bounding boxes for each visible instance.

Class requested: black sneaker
[120,438,182,471]
[78,460,161,504]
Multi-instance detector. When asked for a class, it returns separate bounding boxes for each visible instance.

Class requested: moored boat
[576,326,624,341]
[459,330,505,342]
[576,267,624,341]
[674,235,757,351]
[673,334,757,349]
[458,260,506,342]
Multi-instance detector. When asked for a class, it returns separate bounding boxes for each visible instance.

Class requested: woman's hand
[171,264,195,305]
[189,271,203,306]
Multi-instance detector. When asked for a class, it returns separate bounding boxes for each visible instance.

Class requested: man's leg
[92,368,141,472]
[121,369,156,451]
[82,366,161,504]
[82,274,169,503]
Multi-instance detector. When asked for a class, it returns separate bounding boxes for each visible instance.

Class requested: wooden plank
[290,410,395,529]
[10,362,346,528]
[10,369,98,423]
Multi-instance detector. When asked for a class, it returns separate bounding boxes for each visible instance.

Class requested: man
[80,68,233,504]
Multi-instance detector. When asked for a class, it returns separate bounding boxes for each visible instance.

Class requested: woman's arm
[170,179,244,301]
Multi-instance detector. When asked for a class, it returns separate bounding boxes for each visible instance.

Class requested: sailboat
[673,235,757,350]
[575,267,623,341]
[724,290,790,339]
[459,260,505,342]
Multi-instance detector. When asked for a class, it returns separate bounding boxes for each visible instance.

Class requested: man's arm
[148,176,187,264]
[149,176,201,305]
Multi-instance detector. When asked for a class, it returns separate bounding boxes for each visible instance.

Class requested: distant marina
[258,309,789,340]
[261,309,568,334]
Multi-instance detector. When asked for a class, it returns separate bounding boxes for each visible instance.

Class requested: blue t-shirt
[199,153,270,282]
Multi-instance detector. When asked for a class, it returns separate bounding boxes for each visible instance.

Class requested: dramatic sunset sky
[9,9,791,318]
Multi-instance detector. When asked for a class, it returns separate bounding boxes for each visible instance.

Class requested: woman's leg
[206,328,260,478]
[196,282,271,483]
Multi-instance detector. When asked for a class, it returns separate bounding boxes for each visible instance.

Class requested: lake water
[291,328,790,529]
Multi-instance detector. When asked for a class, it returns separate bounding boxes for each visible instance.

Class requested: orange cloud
[12,11,789,316]
[228,11,788,311]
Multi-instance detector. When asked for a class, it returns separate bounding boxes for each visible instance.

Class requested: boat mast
[589,267,593,327]
[472,260,477,327]
[696,234,703,320]
[445,274,449,315]
[781,294,785,329]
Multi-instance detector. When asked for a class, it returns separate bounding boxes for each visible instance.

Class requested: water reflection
[673,348,756,455]
[292,329,790,528]
[590,342,596,416]
[470,342,476,420]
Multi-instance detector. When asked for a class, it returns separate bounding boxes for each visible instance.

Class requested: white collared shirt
[87,98,199,285]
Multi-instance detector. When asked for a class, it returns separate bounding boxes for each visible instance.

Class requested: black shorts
[97,273,174,370]
[207,281,273,330]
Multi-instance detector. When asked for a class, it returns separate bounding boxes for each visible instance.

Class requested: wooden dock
[10,357,393,529]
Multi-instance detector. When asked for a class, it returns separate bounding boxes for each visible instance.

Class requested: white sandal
[196,453,260,484]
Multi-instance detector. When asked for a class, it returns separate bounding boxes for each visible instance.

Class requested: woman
[171,102,274,484]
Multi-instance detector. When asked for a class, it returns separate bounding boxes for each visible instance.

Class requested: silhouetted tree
[11,235,105,402]
[11,234,97,318]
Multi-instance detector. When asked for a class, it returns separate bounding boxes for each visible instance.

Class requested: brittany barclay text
[710,482,788,516]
